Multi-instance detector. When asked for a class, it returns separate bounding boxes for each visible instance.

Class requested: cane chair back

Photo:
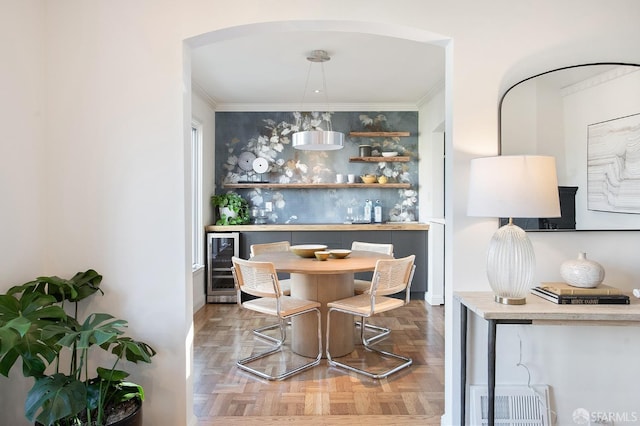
[250,240,291,257]
[232,257,283,298]
[250,241,292,297]
[350,241,394,256]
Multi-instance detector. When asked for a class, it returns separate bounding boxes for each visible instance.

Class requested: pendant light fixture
[292,50,345,151]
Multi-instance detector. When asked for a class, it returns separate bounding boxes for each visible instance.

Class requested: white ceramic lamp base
[487,223,535,305]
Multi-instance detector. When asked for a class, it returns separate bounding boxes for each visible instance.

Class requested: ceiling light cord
[299,60,313,112]
[298,49,333,131]
[320,61,333,131]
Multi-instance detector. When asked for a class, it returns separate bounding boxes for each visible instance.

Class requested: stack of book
[531,282,630,305]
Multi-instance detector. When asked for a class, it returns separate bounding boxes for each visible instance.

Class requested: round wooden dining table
[251,250,392,358]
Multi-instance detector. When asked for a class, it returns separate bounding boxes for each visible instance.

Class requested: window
[191,121,203,270]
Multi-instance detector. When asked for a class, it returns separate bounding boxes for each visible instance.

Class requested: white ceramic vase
[560,252,605,288]
[219,206,236,219]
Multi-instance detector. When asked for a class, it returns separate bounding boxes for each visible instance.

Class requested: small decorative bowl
[381,151,398,157]
[290,244,328,258]
[314,251,331,261]
[329,249,351,259]
[360,175,377,184]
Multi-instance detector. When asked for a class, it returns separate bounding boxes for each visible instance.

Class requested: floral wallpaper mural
[214,111,419,224]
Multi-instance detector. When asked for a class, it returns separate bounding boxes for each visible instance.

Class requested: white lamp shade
[292,130,344,151]
[467,155,561,218]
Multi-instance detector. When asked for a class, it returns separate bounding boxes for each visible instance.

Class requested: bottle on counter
[374,199,383,223]
[364,199,372,223]
[345,206,354,223]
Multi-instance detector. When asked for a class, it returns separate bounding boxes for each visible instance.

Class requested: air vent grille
[470,385,550,426]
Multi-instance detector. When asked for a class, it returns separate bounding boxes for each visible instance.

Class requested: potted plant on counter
[211,191,250,225]
[0,269,156,426]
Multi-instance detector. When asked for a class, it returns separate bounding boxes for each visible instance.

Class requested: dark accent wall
[215,111,419,224]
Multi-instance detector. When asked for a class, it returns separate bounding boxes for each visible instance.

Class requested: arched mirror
[499,62,640,230]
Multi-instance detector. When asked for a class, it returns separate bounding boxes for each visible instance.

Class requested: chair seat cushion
[327,294,404,316]
[243,296,320,317]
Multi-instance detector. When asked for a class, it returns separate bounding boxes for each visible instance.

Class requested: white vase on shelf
[560,252,605,288]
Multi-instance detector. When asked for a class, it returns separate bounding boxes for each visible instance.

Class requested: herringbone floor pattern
[193,300,444,425]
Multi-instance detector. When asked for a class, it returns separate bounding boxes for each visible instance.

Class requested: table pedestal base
[291,272,355,358]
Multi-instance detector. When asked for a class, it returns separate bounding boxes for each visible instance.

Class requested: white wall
[192,89,216,313]
[0,1,46,422]
[2,1,640,426]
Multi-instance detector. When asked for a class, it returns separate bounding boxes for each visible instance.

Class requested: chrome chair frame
[232,257,322,381]
[350,241,395,343]
[326,256,416,379]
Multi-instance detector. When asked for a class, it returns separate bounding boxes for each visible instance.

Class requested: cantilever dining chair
[231,256,322,380]
[249,241,293,340]
[326,255,416,379]
[350,241,395,342]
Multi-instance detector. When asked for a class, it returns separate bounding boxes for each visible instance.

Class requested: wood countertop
[205,222,429,232]
[251,250,392,274]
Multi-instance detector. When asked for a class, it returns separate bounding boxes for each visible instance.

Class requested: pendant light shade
[293,50,344,151]
[292,130,345,151]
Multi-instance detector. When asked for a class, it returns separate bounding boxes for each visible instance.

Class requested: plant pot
[109,399,142,426]
[35,399,142,426]
[219,206,236,220]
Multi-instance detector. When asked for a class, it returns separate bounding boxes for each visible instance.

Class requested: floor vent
[470,385,550,426]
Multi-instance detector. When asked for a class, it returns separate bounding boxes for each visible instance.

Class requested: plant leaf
[53,313,125,350]
[69,269,104,301]
[0,326,19,356]
[108,337,156,364]
[0,292,65,378]
[25,373,86,425]
[97,366,129,382]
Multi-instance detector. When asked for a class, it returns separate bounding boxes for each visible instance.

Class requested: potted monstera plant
[0,269,156,426]
[210,191,250,225]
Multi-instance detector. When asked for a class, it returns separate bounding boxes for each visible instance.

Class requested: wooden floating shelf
[349,156,410,163]
[349,131,410,137]
[223,182,411,189]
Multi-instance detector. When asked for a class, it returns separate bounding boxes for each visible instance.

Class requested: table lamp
[467,155,561,304]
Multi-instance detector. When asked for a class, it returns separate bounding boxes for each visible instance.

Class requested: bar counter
[205,222,429,299]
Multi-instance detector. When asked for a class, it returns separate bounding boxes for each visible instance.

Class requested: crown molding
[213,102,419,112]
[191,79,218,110]
[561,65,639,97]
[416,78,445,108]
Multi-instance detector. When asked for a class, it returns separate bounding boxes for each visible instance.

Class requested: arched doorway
[184,19,451,422]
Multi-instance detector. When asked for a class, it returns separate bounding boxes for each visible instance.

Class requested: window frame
[191,120,204,271]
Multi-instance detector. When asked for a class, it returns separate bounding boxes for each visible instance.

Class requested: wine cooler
[206,232,239,303]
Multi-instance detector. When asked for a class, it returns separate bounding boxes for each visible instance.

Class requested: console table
[455,291,640,426]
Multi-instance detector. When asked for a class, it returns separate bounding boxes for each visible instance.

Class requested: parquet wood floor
[193,300,444,425]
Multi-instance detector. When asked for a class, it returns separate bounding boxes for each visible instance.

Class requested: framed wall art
[587,112,640,214]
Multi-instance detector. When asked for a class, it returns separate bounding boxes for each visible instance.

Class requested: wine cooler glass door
[206,232,239,303]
